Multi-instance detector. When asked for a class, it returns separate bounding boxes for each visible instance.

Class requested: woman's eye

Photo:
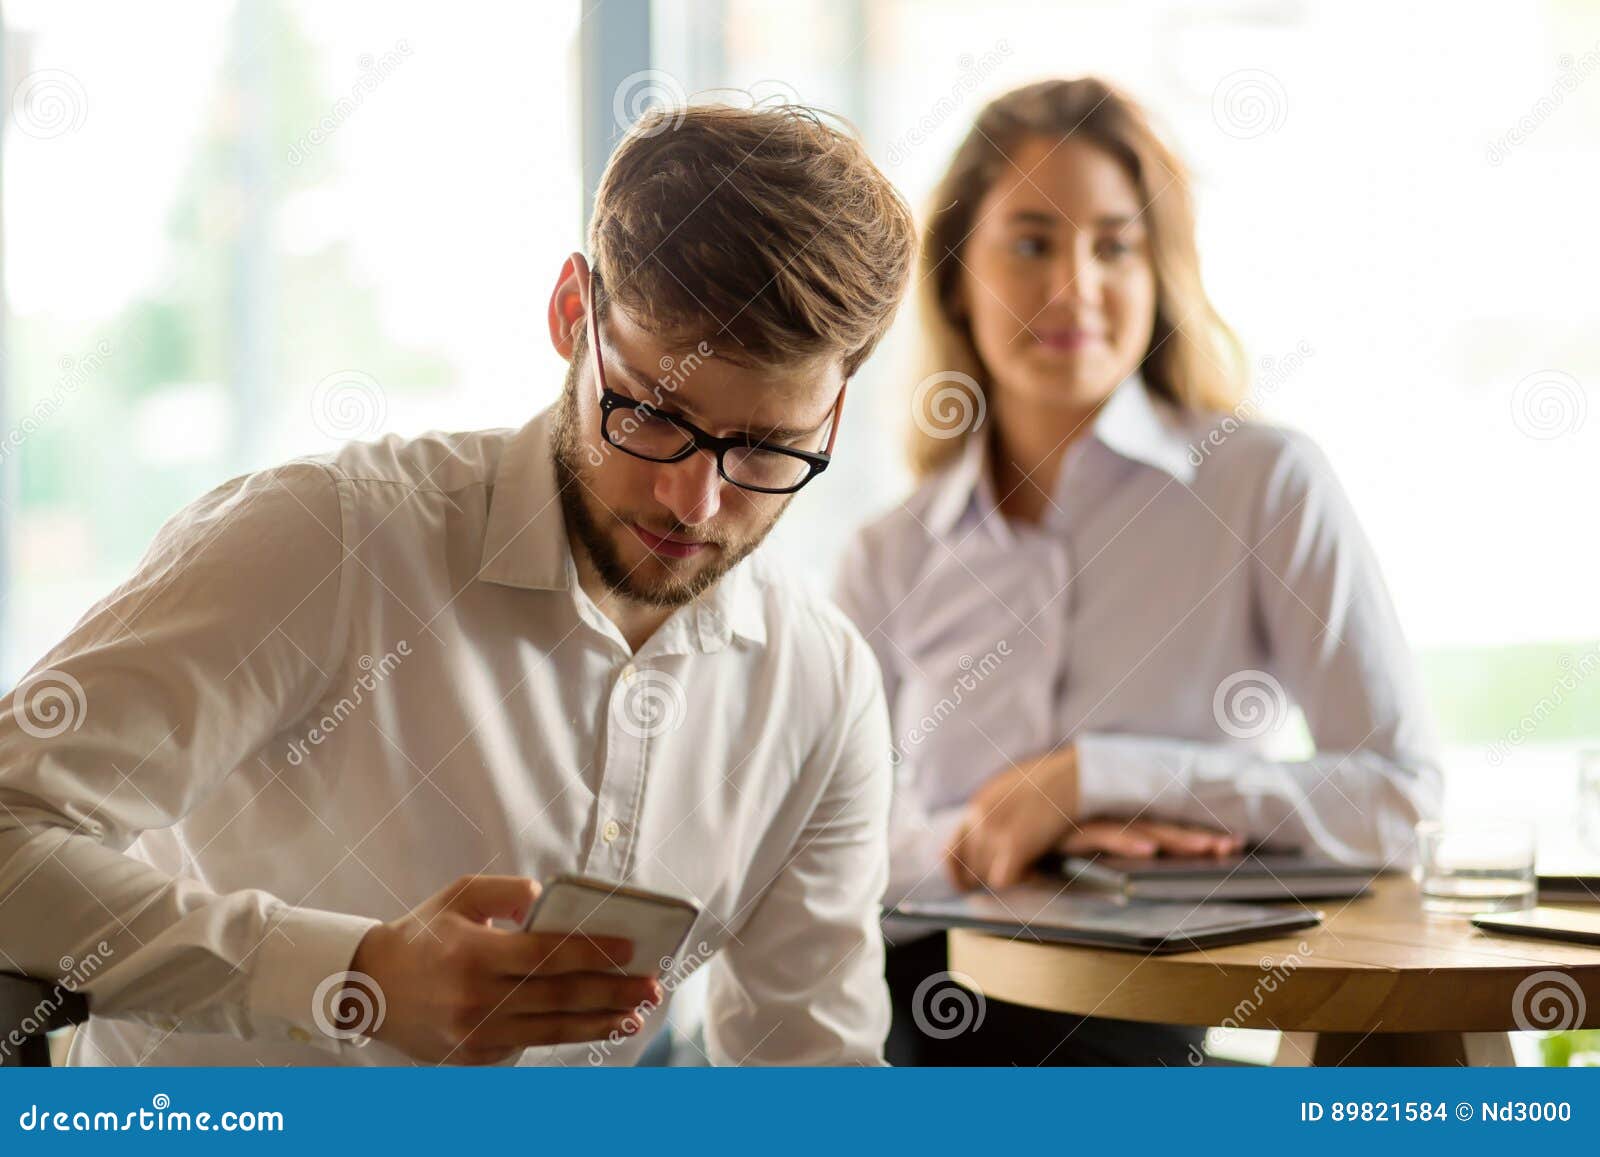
[1097,237,1136,259]
[1009,235,1048,258]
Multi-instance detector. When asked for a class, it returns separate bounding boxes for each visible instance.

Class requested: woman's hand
[1058,818,1245,859]
[945,746,1081,891]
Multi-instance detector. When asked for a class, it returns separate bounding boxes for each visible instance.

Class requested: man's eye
[628,403,674,427]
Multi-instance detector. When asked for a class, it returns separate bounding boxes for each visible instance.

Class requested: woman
[836,78,1442,1066]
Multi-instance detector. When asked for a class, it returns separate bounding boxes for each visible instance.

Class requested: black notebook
[1050,850,1382,902]
[891,883,1322,954]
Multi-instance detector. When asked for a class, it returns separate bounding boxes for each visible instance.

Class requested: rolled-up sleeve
[0,463,380,1053]
[703,625,892,1066]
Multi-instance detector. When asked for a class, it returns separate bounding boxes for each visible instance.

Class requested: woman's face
[957,135,1158,414]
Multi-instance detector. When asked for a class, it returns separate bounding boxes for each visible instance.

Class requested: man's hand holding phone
[344,874,662,1066]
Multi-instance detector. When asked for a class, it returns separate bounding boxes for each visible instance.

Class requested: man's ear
[547,253,590,360]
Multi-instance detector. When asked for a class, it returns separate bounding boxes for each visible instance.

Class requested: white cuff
[247,903,383,1055]
[1075,732,1191,818]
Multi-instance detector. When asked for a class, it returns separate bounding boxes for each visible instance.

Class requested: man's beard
[550,380,781,609]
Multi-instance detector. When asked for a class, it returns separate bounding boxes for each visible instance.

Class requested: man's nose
[653,448,723,526]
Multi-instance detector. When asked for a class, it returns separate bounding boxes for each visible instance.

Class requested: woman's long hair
[909,77,1247,478]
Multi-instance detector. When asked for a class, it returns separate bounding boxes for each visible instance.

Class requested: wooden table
[947,876,1600,1065]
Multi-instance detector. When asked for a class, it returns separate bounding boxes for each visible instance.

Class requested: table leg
[1272,1032,1317,1066]
[1272,1031,1516,1066]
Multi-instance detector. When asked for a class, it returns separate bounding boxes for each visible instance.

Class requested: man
[0,102,915,1066]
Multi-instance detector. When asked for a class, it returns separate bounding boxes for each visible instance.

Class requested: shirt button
[620,664,637,684]
[287,1026,312,1043]
[602,819,622,843]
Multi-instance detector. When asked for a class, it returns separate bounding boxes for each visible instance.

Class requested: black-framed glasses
[578,254,846,496]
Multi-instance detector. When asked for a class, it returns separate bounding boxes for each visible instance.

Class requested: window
[3,0,582,673]
[654,0,1600,851]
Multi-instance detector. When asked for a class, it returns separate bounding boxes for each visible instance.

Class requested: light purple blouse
[836,375,1442,905]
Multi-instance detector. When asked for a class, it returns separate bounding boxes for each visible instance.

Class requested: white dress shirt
[836,376,1442,906]
[0,405,892,1066]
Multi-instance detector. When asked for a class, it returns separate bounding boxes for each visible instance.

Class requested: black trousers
[885,932,1207,1066]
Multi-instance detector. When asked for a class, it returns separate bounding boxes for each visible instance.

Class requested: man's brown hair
[587,103,915,379]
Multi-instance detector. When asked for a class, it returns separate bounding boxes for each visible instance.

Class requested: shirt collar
[1092,371,1199,486]
[477,405,766,651]
[923,372,1197,536]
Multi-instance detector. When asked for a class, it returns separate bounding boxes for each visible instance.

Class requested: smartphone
[521,874,700,978]
[1472,905,1600,946]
